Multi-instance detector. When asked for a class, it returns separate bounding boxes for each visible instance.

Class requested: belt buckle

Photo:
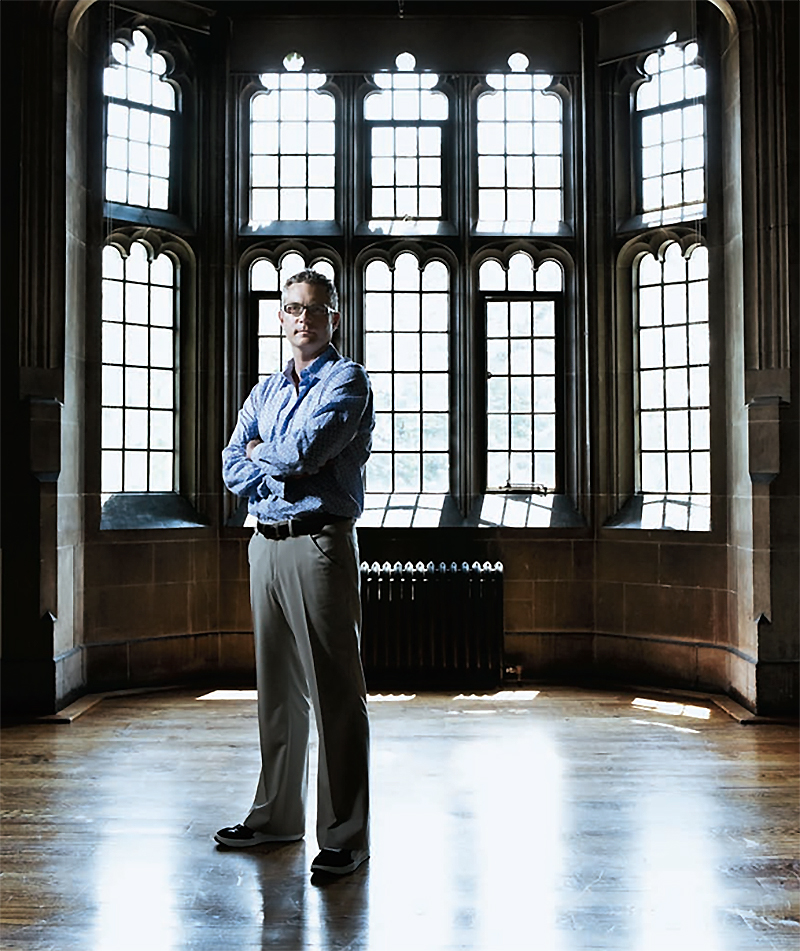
[274,520,290,540]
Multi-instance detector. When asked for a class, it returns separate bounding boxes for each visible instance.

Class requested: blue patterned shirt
[222,345,374,522]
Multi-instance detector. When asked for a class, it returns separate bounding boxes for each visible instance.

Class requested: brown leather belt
[255,513,346,541]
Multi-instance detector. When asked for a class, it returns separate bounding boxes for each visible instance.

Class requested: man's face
[279,281,340,363]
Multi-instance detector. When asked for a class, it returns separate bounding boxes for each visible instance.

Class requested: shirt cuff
[257,472,285,500]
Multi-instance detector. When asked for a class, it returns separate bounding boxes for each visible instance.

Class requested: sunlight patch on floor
[196,689,258,701]
[454,690,541,702]
[197,689,419,703]
[632,697,711,719]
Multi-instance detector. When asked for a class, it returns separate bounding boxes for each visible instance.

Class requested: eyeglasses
[282,302,335,319]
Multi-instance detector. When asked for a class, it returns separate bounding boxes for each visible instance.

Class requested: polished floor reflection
[1,687,798,950]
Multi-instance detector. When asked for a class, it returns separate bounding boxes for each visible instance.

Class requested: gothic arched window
[364,252,450,502]
[479,252,564,492]
[250,57,337,226]
[103,29,178,210]
[476,55,564,231]
[364,53,449,223]
[100,241,177,496]
[635,242,710,530]
[635,37,706,226]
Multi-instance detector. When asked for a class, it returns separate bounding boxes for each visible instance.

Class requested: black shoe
[214,823,304,847]
[310,848,369,875]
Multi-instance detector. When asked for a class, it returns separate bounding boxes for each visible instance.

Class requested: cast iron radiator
[359,561,504,690]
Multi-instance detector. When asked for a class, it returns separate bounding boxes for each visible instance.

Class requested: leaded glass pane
[365,54,448,222]
[364,255,450,493]
[103,30,175,210]
[636,244,710,527]
[636,39,706,223]
[477,68,563,228]
[100,243,177,494]
[251,73,336,224]
[483,255,562,491]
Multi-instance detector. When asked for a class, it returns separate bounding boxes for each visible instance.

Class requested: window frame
[604,25,720,534]
[243,74,343,236]
[632,42,707,224]
[472,73,571,237]
[358,71,456,237]
[616,37,708,234]
[362,250,452,498]
[102,24,193,233]
[96,227,203,530]
[99,238,180,496]
[477,289,567,495]
[632,239,711,526]
[236,58,584,527]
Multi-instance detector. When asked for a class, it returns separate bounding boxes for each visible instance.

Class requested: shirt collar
[283,344,339,384]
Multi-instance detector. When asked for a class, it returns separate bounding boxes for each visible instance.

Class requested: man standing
[218,269,374,877]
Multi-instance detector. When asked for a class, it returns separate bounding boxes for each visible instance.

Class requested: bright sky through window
[477,54,563,229]
[637,243,710,530]
[365,53,448,220]
[636,36,706,223]
[364,253,450,495]
[251,66,336,225]
[480,253,563,491]
[101,243,176,495]
[103,30,176,209]
[234,39,715,529]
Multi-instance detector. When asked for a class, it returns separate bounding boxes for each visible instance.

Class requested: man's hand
[246,437,263,460]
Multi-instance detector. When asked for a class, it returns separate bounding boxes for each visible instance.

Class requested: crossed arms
[222,367,372,501]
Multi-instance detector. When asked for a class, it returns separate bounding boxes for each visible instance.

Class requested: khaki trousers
[245,519,370,851]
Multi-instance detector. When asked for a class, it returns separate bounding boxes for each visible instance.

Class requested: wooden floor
[1,686,798,951]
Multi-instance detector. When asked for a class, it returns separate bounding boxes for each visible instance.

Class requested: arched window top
[124,240,149,279]
[637,240,708,284]
[479,252,563,292]
[422,258,449,290]
[633,35,706,224]
[536,259,563,291]
[104,29,177,111]
[479,259,506,291]
[251,258,279,292]
[365,52,448,121]
[102,243,124,279]
[508,251,534,290]
[365,252,449,291]
[258,70,329,94]
[103,240,177,283]
[485,71,555,93]
[636,35,705,112]
[394,251,421,288]
[250,253,336,292]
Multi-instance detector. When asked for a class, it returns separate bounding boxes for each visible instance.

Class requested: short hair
[282,269,339,311]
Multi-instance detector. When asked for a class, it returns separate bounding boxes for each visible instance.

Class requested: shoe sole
[214,832,304,847]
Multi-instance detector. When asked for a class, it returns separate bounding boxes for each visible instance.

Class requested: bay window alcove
[3,0,796,717]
